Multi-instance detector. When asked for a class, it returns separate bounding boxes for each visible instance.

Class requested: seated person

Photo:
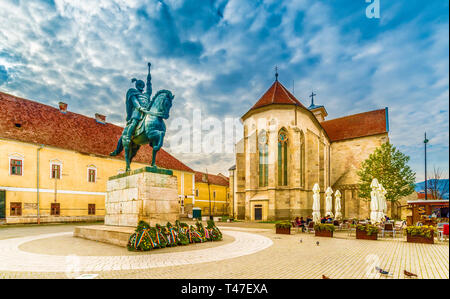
[306,216,312,224]
[321,217,327,224]
[294,217,301,227]
[299,217,306,232]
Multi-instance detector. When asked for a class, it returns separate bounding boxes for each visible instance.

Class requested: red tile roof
[243,80,306,118]
[321,108,388,142]
[195,171,229,187]
[417,192,439,200]
[0,91,194,173]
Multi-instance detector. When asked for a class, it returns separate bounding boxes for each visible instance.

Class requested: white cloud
[0,0,448,178]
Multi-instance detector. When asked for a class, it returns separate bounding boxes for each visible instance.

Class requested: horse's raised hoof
[109,151,118,156]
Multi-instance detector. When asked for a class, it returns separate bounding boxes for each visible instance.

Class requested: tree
[427,167,449,200]
[357,142,416,218]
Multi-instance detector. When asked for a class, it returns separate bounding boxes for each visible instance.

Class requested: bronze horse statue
[111,89,174,171]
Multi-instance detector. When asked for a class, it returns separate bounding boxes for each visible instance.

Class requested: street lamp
[424,133,429,200]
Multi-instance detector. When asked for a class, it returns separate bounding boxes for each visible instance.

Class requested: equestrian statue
[110,62,174,172]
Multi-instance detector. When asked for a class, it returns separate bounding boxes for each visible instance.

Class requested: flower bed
[275,221,291,235]
[314,223,335,238]
[127,220,222,251]
[356,224,379,240]
[405,225,435,244]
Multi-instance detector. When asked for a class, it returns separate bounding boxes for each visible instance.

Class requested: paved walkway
[0,223,448,279]
[0,229,272,273]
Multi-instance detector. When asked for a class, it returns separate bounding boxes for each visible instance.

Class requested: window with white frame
[9,154,24,176]
[87,166,97,183]
[50,160,62,179]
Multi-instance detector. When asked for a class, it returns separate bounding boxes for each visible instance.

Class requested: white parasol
[378,184,388,222]
[370,178,379,224]
[334,190,342,220]
[312,183,321,223]
[325,187,334,218]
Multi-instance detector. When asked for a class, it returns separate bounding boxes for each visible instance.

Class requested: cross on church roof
[275,66,279,81]
[309,91,317,106]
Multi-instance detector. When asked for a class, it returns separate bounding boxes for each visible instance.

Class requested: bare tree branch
[427,167,449,199]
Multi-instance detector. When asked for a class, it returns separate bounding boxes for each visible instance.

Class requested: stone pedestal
[104,167,179,227]
[74,225,134,247]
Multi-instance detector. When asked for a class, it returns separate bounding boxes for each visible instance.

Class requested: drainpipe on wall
[37,145,44,224]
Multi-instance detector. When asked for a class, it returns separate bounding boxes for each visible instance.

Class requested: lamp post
[424,133,429,200]
[205,169,212,220]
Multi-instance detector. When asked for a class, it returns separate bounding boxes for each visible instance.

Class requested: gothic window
[258,130,268,187]
[300,131,305,188]
[278,128,288,186]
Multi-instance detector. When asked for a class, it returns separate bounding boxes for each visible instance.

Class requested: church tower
[235,71,331,221]
[307,92,328,122]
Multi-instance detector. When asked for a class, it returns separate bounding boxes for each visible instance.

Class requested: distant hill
[415,179,449,199]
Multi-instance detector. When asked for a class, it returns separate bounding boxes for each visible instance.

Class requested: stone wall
[105,168,179,227]
[330,133,389,219]
[330,133,388,187]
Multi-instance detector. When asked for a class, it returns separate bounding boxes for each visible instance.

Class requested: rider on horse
[110,63,152,156]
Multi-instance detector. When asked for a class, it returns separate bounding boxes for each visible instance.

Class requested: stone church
[229,76,389,221]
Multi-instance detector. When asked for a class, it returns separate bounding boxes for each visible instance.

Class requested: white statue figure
[378,184,388,222]
[312,183,321,223]
[334,190,342,220]
[325,187,334,218]
[370,178,379,224]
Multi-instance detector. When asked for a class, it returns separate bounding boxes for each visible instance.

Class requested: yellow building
[0,91,195,224]
[190,171,230,218]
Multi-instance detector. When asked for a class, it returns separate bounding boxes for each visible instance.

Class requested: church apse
[232,77,389,221]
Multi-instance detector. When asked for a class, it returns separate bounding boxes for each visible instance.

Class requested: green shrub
[314,223,335,232]
[356,224,380,236]
[275,221,292,229]
[405,225,435,238]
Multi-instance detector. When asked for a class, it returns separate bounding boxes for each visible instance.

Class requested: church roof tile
[243,80,306,118]
[195,171,229,187]
[321,108,388,142]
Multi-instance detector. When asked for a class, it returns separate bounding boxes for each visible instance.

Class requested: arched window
[258,130,268,187]
[278,128,288,186]
[300,131,305,188]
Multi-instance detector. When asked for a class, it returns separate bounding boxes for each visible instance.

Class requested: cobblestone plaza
[0,222,448,279]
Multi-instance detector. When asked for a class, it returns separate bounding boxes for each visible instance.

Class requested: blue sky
[0,0,448,179]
